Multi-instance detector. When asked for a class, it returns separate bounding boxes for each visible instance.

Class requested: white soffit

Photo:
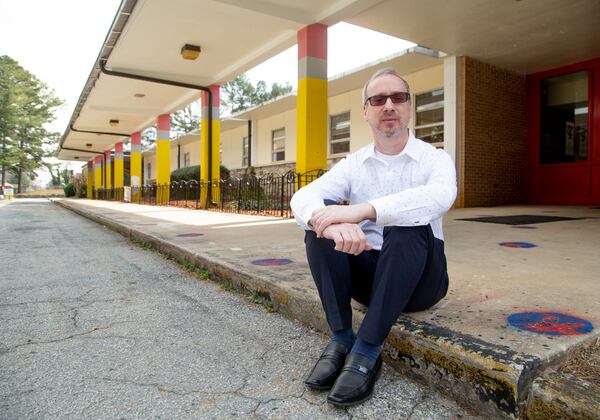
[346,0,600,75]
[59,0,385,160]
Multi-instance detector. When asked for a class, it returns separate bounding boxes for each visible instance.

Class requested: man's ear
[362,105,368,121]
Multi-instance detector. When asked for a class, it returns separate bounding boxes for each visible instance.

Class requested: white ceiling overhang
[346,0,600,76]
[58,0,385,161]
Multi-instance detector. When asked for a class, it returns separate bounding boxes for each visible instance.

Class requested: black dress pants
[305,225,449,346]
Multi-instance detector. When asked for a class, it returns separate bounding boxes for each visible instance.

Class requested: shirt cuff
[368,198,388,227]
[297,204,325,230]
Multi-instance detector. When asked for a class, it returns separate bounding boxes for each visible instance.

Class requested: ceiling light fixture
[134,93,146,98]
[109,119,119,127]
[181,44,201,60]
[86,143,93,148]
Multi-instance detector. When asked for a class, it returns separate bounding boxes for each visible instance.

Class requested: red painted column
[297,23,328,178]
[86,161,93,198]
[156,114,171,203]
[130,131,142,201]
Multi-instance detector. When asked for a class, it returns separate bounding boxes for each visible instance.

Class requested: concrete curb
[525,371,600,419]
[53,199,581,418]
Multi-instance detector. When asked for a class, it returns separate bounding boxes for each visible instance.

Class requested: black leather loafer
[326,352,382,407]
[305,342,349,390]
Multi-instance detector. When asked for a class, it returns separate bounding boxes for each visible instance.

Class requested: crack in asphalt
[0,321,135,354]
[407,391,427,420]
[70,309,79,328]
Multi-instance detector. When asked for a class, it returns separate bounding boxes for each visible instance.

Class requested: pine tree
[0,55,63,193]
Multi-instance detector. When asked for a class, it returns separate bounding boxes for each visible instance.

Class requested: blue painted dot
[508,312,593,336]
[500,241,537,248]
[251,258,294,266]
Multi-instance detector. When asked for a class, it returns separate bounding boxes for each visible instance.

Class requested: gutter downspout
[61,146,105,155]
[99,59,217,207]
[247,120,252,168]
[69,125,130,138]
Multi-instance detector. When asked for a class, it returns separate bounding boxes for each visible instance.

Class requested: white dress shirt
[290,131,457,250]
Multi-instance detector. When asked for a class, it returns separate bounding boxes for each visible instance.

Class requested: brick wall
[462,57,527,206]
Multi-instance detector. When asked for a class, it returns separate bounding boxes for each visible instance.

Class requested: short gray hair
[362,68,411,105]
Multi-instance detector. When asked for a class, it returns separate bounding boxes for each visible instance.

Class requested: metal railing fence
[91,169,325,218]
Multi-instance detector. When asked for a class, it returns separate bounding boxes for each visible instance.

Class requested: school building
[61,0,600,207]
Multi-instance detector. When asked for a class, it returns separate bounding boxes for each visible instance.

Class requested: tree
[170,103,200,137]
[141,126,156,148]
[0,55,63,193]
[45,162,72,187]
[221,75,293,114]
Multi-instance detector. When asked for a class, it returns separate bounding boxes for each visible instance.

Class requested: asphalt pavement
[0,199,473,419]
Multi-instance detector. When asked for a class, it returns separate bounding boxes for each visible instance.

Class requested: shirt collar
[358,130,424,165]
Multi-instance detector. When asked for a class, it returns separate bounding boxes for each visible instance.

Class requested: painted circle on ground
[507,312,593,336]
[251,258,294,266]
[176,232,204,237]
[511,225,538,229]
[499,241,537,248]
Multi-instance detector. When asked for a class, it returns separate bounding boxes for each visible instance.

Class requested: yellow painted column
[114,142,124,200]
[93,156,102,199]
[200,86,220,208]
[296,23,328,184]
[130,131,142,202]
[86,161,93,198]
[156,114,171,204]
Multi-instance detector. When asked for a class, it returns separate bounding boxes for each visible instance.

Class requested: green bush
[79,184,87,198]
[63,182,75,197]
[171,164,230,182]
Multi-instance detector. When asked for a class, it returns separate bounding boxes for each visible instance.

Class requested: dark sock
[351,337,381,362]
[331,328,355,350]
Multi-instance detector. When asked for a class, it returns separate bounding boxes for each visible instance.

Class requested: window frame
[242,136,249,167]
[414,88,444,148]
[271,127,286,162]
[329,111,351,156]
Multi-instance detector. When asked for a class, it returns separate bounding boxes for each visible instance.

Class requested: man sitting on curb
[290,68,457,407]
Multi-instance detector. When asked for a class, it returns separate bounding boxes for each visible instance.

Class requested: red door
[526,58,600,205]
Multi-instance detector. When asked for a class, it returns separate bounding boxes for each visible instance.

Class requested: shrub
[63,182,76,197]
[170,164,230,182]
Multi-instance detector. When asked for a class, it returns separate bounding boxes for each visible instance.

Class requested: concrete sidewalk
[53,198,600,417]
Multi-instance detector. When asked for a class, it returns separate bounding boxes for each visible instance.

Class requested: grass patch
[248,291,276,313]
[219,281,237,292]
[129,237,211,281]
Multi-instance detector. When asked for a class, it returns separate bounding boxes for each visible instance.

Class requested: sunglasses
[365,92,410,106]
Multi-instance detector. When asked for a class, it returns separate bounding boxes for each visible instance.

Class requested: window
[146,163,151,181]
[415,89,444,148]
[330,112,350,155]
[242,136,249,166]
[184,152,190,167]
[272,128,285,162]
[540,70,588,164]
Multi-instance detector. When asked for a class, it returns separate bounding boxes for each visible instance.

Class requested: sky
[0,0,414,181]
